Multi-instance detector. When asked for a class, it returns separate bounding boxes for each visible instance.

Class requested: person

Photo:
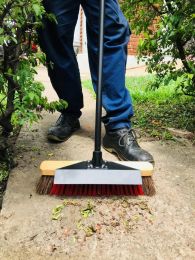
[38,0,154,163]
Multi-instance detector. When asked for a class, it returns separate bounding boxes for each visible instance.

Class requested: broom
[36,0,155,197]
[36,161,155,196]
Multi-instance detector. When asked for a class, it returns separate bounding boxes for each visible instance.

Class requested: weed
[52,204,64,220]
[80,201,95,218]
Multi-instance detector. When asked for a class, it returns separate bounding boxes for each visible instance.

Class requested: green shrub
[0,0,67,136]
[121,0,195,96]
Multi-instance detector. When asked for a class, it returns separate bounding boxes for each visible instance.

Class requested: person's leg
[82,0,154,163]
[81,0,133,131]
[38,0,82,118]
[38,0,82,141]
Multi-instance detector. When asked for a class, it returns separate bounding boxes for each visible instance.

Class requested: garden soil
[0,67,194,260]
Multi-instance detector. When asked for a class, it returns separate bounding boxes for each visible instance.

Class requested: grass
[82,76,195,140]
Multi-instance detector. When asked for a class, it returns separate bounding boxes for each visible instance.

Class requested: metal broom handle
[92,0,105,166]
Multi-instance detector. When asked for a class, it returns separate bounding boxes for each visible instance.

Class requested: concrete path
[0,67,194,260]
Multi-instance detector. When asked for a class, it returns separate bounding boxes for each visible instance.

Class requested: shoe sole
[103,145,154,165]
[47,126,80,143]
[103,146,127,161]
[47,134,71,142]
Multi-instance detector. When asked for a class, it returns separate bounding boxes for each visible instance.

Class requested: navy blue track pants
[39,0,134,131]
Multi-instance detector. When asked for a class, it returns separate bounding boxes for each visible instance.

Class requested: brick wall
[128,34,140,55]
[79,8,83,54]
[128,19,158,55]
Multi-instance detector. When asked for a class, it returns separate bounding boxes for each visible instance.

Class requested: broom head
[36,160,155,196]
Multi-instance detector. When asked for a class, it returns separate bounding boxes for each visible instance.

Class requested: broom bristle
[142,176,156,196]
[36,176,54,195]
[36,176,155,196]
[50,184,144,196]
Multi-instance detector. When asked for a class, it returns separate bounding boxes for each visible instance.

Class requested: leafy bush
[121,0,195,96]
[0,0,67,137]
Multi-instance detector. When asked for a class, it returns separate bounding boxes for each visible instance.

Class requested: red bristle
[49,183,144,197]
[131,186,136,196]
[92,185,97,196]
[63,185,68,196]
[88,185,93,196]
[115,185,119,195]
[121,186,125,195]
[112,185,117,195]
[120,185,125,195]
[134,186,139,196]
[120,185,125,196]
[58,185,64,196]
[50,184,58,195]
[81,185,87,196]
[124,185,129,196]
[92,185,96,196]
[71,184,76,196]
[131,186,136,195]
[96,185,101,196]
[110,185,114,195]
[70,185,75,196]
[104,185,107,196]
[73,185,78,196]
[82,185,87,195]
[128,186,133,195]
[104,185,108,196]
[55,185,61,195]
[63,185,67,196]
[74,185,80,196]
[78,185,84,196]
[138,185,144,195]
[72,185,78,196]
[82,185,87,196]
[116,185,120,196]
[56,185,61,196]
[110,185,114,196]
[109,185,113,196]
[63,185,67,195]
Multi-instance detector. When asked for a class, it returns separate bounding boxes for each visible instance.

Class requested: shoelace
[56,114,71,126]
[56,114,63,125]
[118,129,139,147]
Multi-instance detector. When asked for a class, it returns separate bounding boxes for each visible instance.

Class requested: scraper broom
[36,0,155,196]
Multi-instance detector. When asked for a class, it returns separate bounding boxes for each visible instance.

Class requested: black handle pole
[92,0,105,167]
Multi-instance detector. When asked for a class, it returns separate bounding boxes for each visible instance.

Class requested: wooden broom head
[39,160,154,177]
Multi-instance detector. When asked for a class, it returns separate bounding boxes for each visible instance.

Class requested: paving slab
[0,67,195,260]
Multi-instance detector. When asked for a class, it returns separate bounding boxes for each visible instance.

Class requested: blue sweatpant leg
[81,0,134,131]
[38,0,83,118]
[39,0,134,129]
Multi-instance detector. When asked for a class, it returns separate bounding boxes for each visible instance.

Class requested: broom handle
[92,0,105,167]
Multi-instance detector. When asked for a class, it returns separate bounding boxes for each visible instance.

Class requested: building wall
[128,34,140,55]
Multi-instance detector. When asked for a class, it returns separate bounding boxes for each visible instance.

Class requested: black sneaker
[47,113,80,142]
[103,128,154,164]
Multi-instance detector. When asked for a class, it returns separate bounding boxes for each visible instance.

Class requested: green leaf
[33,4,42,17]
